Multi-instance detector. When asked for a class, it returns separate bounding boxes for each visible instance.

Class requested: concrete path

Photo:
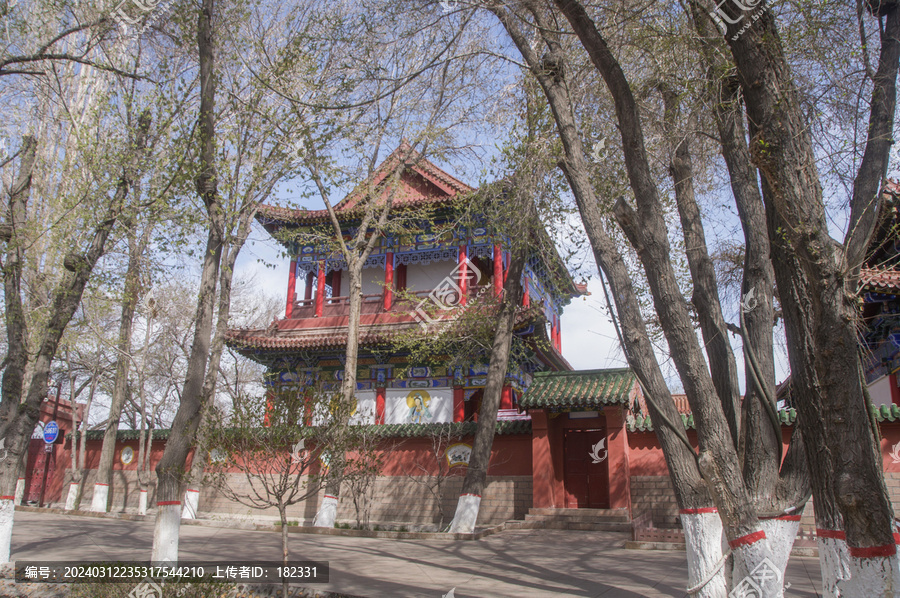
[9,510,823,597]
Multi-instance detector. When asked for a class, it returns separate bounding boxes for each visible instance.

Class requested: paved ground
[6,510,823,597]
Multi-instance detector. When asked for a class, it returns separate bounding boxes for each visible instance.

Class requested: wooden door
[563,428,609,509]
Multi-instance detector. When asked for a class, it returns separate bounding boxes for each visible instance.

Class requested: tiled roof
[226,304,547,353]
[874,403,900,422]
[520,368,636,410]
[83,421,531,442]
[226,326,403,351]
[670,394,691,415]
[860,267,900,293]
[627,408,798,432]
[82,429,171,441]
[363,420,531,438]
[257,142,473,226]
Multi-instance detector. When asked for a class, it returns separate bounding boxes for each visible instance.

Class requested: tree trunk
[488,4,712,572]
[724,4,900,589]
[66,375,96,511]
[181,220,256,520]
[151,0,222,562]
[661,92,741,447]
[448,252,524,534]
[313,265,363,528]
[0,118,142,560]
[93,225,151,512]
[278,501,290,598]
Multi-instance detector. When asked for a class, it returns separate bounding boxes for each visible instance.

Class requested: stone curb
[14,505,500,541]
[15,505,148,521]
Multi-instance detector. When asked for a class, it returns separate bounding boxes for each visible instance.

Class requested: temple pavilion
[225,143,584,425]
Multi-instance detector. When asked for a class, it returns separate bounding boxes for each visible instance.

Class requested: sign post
[42,422,59,444]
[38,385,62,508]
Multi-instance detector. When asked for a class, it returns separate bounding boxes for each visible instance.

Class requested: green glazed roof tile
[520,368,636,410]
[82,420,531,442]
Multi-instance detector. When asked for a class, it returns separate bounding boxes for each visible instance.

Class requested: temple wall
[628,422,900,539]
[47,433,532,529]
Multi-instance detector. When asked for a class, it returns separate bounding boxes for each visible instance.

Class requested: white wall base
[448,494,481,534]
[0,498,13,563]
[182,489,199,520]
[818,534,851,596]
[313,495,338,528]
[14,479,24,506]
[138,490,148,516]
[680,511,727,598]
[64,482,79,511]
[90,483,109,512]
[151,503,182,563]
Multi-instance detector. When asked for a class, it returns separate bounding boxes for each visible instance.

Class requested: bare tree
[205,382,368,598]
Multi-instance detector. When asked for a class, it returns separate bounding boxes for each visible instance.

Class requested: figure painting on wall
[407,390,433,423]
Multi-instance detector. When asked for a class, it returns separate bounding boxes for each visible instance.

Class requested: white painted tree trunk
[313,495,338,528]
[839,550,900,596]
[0,498,13,563]
[181,489,199,519]
[448,494,481,534]
[90,483,109,512]
[14,479,24,505]
[818,532,851,596]
[681,510,727,598]
[64,482,79,511]
[758,516,802,596]
[138,490,148,516]
[729,531,780,597]
[151,503,182,563]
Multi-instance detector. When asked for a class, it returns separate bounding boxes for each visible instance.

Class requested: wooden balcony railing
[290,288,486,320]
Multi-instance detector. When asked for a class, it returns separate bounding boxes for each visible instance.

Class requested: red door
[563,429,609,508]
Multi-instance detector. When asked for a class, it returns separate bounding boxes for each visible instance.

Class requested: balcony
[290,287,490,320]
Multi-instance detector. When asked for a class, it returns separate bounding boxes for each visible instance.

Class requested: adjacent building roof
[83,420,532,442]
[519,368,637,410]
[627,408,798,433]
[860,267,900,293]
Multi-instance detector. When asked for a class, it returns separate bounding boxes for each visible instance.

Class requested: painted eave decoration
[519,368,636,410]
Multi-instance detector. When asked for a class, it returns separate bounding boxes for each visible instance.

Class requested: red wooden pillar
[383,252,394,311]
[264,391,273,427]
[331,269,341,298]
[556,316,562,352]
[531,410,556,508]
[458,245,468,306]
[500,385,513,410]
[523,279,530,307]
[550,316,558,351]
[315,261,325,317]
[603,405,632,512]
[453,387,465,422]
[302,393,312,426]
[493,244,503,297]
[286,258,297,318]
[304,272,314,301]
[375,387,386,424]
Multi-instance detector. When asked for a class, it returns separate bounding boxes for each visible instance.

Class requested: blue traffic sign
[43,421,59,444]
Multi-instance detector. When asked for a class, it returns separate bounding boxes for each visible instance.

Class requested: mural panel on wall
[350,390,376,425]
[312,390,376,425]
[385,388,452,424]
